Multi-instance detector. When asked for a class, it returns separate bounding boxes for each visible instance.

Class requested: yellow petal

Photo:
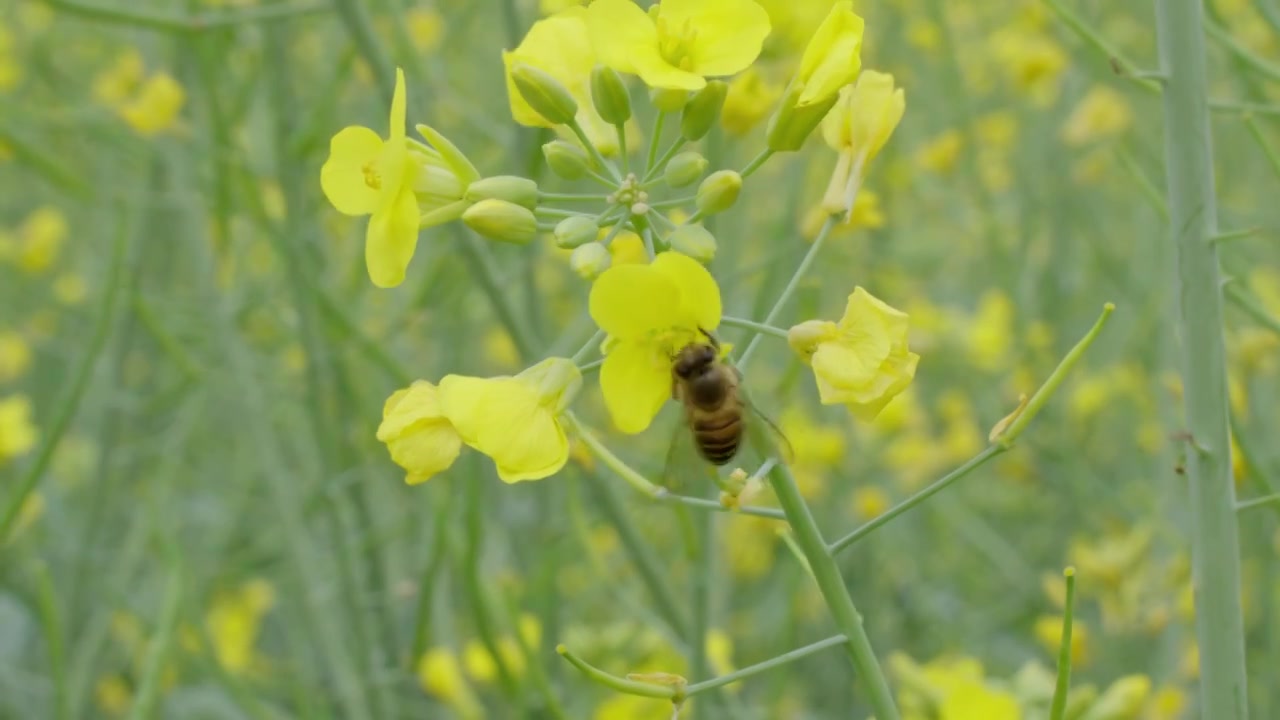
[796,3,863,106]
[438,376,569,483]
[631,47,706,91]
[589,264,681,338]
[320,126,382,216]
[652,251,721,331]
[663,0,772,77]
[503,9,597,129]
[585,0,657,75]
[376,381,462,484]
[365,184,419,288]
[599,341,672,434]
[840,287,909,341]
[389,67,407,140]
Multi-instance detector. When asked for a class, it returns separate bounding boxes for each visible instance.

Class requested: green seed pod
[554,216,598,249]
[511,63,578,126]
[543,140,591,180]
[650,87,689,113]
[663,151,709,188]
[464,176,538,210]
[695,170,742,216]
[681,81,727,141]
[462,199,537,245]
[570,242,612,279]
[667,224,717,263]
[590,65,631,125]
[765,81,841,153]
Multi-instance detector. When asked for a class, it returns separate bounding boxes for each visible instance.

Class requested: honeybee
[671,332,744,465]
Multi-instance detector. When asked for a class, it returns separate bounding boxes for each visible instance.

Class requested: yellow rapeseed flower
[117,73,185,136]
[0,394,39,463]
[916,128,963,174]
[17,205,68,275]
[1033,614,1090,666]
[320,68,428,288]
[820,71,904,215]
[1061,86,1133,146]
[0,331,32,383]
[438,357,581,482]
[721,66,784,135]
[376,380,465,484]
[585,0,771,91]
[206,579,275,675]
[53,273,89,305]
[588,251,721,433]
[406,8,444,53]
[788,1,863,106]
[787,287,919,420]
[417,647,483,719]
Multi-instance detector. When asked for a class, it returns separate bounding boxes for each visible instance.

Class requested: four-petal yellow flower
[588,251,721,434]
[585,0,772,91]
[320,68,421,288]
[788,287,919,420]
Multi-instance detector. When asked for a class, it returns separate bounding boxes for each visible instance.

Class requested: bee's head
[672,342,717,379]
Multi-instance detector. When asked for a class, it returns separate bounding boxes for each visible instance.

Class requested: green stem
[569,118,622,182]
[1238,494,1280,513]
[1041,0,1162,94]
[570,330,605,365]
[556,645,680,700]
[1155,0,1250,714]
[684,635,847,696]
[648,197,696,209]
[642,136,687,183]
[1210,100,1280,116]
[1244,114,1280,182]
[616,124,630,175]
[0,215,126,543]
[452,226,542,360]
[740,149,774,179]
[720,315,790,340]
[43,0,328,32]
[127,565,183,720]
[646,112,668,174]
[34,564,69,720]
[653,491,785,520]
[539,191,608,202]
[1049,568,1078,720]
[536,207,592,218]
[735,214,840,372]
[1226,282,1280,336]
[828,445,1007,555]
[1204,18,1280,82]
[756,455,899,719]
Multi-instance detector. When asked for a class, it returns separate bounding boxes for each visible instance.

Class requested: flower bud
[462,199,537,245]
[694,170,742,216]
[667,225,717,263]
[650,87,689,113]
[765,81,841,153]
[543,140,591,180]
[787,320,838,360]
[465,176,538,210]
[510,63,578,125]
[554,216,597,249]
[569,242,611,279]
[663,151,708,188]
[681,81,727,141]
[590,65,631,125]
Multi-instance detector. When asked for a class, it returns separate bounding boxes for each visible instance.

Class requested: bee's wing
[658,412,708,495]
[739,384,796,466]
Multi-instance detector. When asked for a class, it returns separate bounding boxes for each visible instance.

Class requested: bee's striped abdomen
[692,407,743,465]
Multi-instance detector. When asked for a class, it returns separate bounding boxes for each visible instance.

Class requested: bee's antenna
[698,326,720,350]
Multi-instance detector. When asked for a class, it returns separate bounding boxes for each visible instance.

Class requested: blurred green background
[1,0,1279,718]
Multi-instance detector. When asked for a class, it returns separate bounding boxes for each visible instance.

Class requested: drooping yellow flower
[206,579,275,675]
[438,357,582,483]
[0,331,32,383]
[820,71,904,215]
[787,287,919,420]
[117,73,185,136]
[588,251,722,433]
[321,68,423,288]
[1061,85,1133,146]
[502,8,627,155]
[585,0,771,91]
[0,394,38,462]
[376,380,464,484]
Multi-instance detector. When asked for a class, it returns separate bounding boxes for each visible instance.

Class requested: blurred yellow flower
[780,404,844,497]
[482,327,520,370]
[916,128,963,174]
[439,358,581,483]
[965,289,1014,373]
[95,675,132,717]
[118,73,185,136]
[788,287,919,420]
[206,579,275,675]
[722,66,783,135]
[588,251,721,433]
[585,0,771,91]
[1089,674,1152,719]
[609,231,648,265]
[992,27,1066,106]
[0,394,39,462]
[1061,86,1133,146]
[502,8,621,154]
[851,485,890,520]
[803,191,886,238]
[93,49,146,106]
[1033,614,1090,666]
[8,492,45,541]
[417,647,483,719]
[53,273,88,305]
[820,71,904,214]
[0,331,32,383]
[406,7,444,53]
[320,68,422,288]
[376,380,464,484]
[17,205,68,275]
[463,639,499,683]
[725,515,778,580]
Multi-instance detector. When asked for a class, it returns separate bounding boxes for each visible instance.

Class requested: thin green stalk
[571,330,605,365]
[1209,227,1261,244]
[43,0,328,32]
[616,124,630,174]
[1238,494,1280,513]
[34,564,69,720]
[540,191,608,202]
[1042,0,1162,94]
[684,635,847,696]
[0,214,126,543]
[720,315,790,340]
[735,214,840,372]
[652,491,786,520]
[569,118,622,182]
[689,501,723,714]
[557,645,681,700]
[1210,100,1280,115]
[451,226,542,360]
[1155,0,1249,715]
[755,453,900,720]
[127,566,183,720]
[1204,18,1280,82]
[828,445,1007,555]
[648,197,696,209]
[1049,567,1078,720]
[536,207,591,219]
[740,149,774,179]
[1244,115,1280,180]
[1226,282,1280,336]
[410,487,452,664]
[646,112,668,173]
[642,136,688,183]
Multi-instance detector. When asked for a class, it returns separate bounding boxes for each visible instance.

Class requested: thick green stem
[753,428,899,720]
[1154,0,1249,716]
